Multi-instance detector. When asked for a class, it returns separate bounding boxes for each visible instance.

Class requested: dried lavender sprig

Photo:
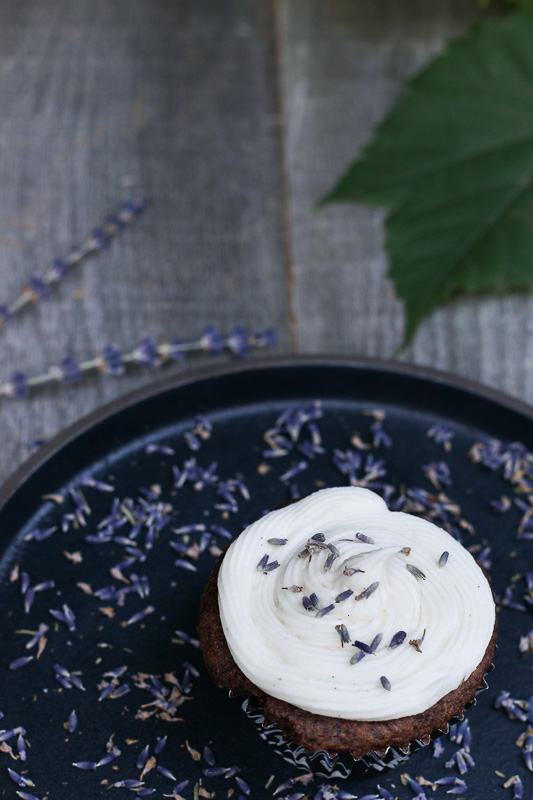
[0,326,277,399]
[0,198,145,331]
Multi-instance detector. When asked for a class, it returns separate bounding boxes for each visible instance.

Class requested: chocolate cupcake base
[240,670,493,778]
[199,554,497,772]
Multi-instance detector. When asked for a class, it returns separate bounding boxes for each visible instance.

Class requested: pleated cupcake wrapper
[237,666,493,779]
[242,699,420,778]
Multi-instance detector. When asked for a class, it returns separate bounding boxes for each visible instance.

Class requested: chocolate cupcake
[199,487,497,777]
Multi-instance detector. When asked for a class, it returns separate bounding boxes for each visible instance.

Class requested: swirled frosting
[218,487,495,721]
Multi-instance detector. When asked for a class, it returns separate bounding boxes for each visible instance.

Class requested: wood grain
[0,0,289,485]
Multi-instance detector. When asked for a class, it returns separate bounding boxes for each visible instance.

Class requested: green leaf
[321,10,533,347]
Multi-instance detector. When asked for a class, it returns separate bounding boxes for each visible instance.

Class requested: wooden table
[1,0,531,486]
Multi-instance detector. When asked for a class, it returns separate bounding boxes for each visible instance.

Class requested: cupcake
[199,487,497,776]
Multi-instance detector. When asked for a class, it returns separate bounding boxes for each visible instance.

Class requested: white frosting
[218,487,495,721]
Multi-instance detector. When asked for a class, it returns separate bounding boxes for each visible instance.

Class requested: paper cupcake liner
[239,666,493,779]
[242,700,419,778]
[242,699,430,777]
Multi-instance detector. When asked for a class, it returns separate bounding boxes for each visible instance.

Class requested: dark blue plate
[0,358,531,799]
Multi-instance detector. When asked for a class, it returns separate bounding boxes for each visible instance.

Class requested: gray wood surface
[278,0,533,400]
[0,0,531,487]
[0,0,289,485]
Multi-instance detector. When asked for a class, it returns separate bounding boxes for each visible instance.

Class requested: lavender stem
[0,198,146,330]
[0,327,277,399]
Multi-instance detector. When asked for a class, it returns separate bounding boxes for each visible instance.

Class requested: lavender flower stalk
[0,198,145,330]
[0,326,277,399]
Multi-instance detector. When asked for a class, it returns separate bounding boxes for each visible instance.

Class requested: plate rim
[2,354,533,511]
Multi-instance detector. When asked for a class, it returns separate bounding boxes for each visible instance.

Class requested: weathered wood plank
[0,0,289,485]
[278,0,533,402]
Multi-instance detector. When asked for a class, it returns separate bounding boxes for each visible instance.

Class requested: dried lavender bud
[307,539,328,550]
[223,765,241,779]
[125,606,155,626]
[370,633,383,652]
[268,538,288,546]
[203,767,229,777]
[439,551,449,567]
[157,765,177,780]
[356,532,375,544]
[279,461,308,482]
[323,552,337,572]
[9,656,34,670]
[256,554,269,571]
[335,589,353,603]
[235,776,251,796]
[23,588,35,614]
[316,604,335,618]
[406,563,426,580]
[389,631,406,649]
[96,750,120,767]
[282,585,303,593]
[311,533,326,542]
[380,675,392,691]
[355,581,379,600]
[302,596,314,612]
[16,734,26,761]
[327,542,341,557]
[352,640,375,655]
[350,650,366,665]
[114,780,145,789]
[335,624,351,646]
[409,628,427,652]
[343,566,365,576]
[110,684,130,699]
[8,768,34,788]
[262,560,280,573]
